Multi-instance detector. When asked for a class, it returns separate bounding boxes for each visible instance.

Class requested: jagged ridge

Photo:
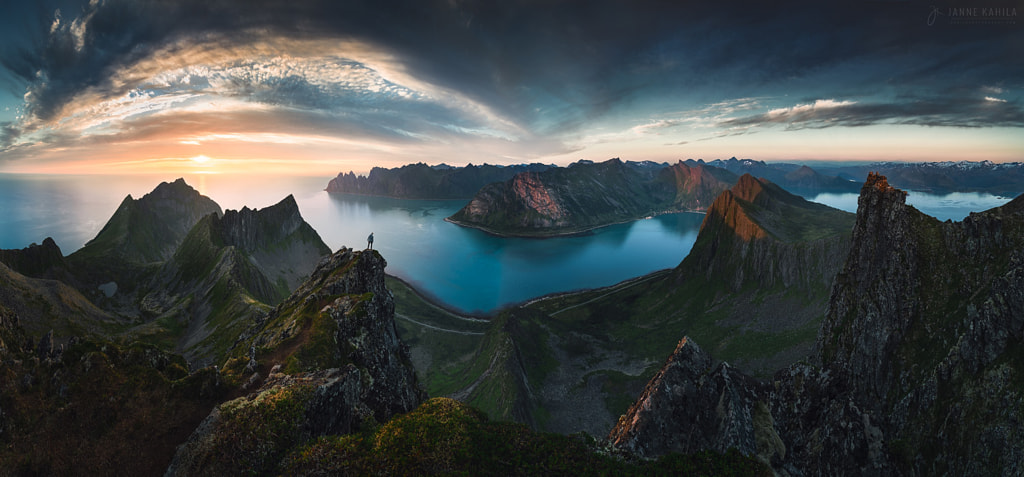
[326,162,551,199]
[608,173,1024,475]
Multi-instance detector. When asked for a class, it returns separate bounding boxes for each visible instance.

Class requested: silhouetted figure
[367,232,374,250]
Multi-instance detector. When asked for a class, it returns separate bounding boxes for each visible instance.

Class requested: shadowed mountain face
[608,173,1024,474]
[326,162,552,199]
[69,178,223,267]
[687,174,855,292]
[447,158,735,236]
[132,194,331,364]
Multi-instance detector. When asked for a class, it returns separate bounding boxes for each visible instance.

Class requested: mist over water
[810,191,1013,222]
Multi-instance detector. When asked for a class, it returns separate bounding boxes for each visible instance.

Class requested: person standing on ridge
[367,232,374,250]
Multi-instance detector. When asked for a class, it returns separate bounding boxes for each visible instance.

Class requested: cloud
[1,0,1021,168]
[720,96,1024,130]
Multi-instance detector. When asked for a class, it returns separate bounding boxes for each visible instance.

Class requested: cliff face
[608,338,776,461]
[325,162,551,199]
[609,173,1024,475]
[214,194,331,295]
[447,159,731,236]
[167,248,425,476]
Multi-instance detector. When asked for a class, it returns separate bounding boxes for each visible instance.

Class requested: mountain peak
[732,173,766,203]
[864,171,903,197]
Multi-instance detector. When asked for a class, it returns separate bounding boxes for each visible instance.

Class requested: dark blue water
[0,174,704,314]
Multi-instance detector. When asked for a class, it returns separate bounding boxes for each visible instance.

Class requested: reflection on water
[0,174,704,314]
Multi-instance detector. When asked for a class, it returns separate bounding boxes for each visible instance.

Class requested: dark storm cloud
[3,0,1022,141]
[721,96,1024,130]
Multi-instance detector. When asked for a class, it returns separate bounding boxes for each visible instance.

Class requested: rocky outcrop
[609,173,1024,475]
[167,248,425,475]
[326,162,551,199]
[447,159,732,236]
[608,338,776,461]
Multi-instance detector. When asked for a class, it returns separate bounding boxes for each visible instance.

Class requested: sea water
[0,173,704,314]
[1,173,1013,313]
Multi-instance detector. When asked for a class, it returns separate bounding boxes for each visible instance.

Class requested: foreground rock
[167,248,426,475]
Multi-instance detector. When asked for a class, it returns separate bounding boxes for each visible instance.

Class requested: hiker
[367,232,374,249]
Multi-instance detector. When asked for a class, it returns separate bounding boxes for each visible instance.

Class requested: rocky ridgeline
[0,237,66,280]
[610,173,1024,475]
[211,194,330,293]
[326,162,551,199]
[167,248,425,475]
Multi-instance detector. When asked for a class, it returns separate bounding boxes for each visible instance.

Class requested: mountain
[446,158,735,237]
[0,179,331,366]
[66,178,223,295]
[130,195,331,364]
[661,160,739,210]
[822,160,1024,196]
[607,173,1024,474]
[166,248,427,475]
[0,180,774,474]
[326,162,552,199]
[706,157,860,196]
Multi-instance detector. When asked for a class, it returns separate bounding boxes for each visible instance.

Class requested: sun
[191,155,212,164]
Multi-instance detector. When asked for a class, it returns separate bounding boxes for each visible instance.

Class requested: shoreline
[324,190,472,202]
[443,208,707,239]
[385,273,490,321]
[519,268,673,310]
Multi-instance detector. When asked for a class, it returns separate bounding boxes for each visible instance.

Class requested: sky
[0,0,1021,176]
